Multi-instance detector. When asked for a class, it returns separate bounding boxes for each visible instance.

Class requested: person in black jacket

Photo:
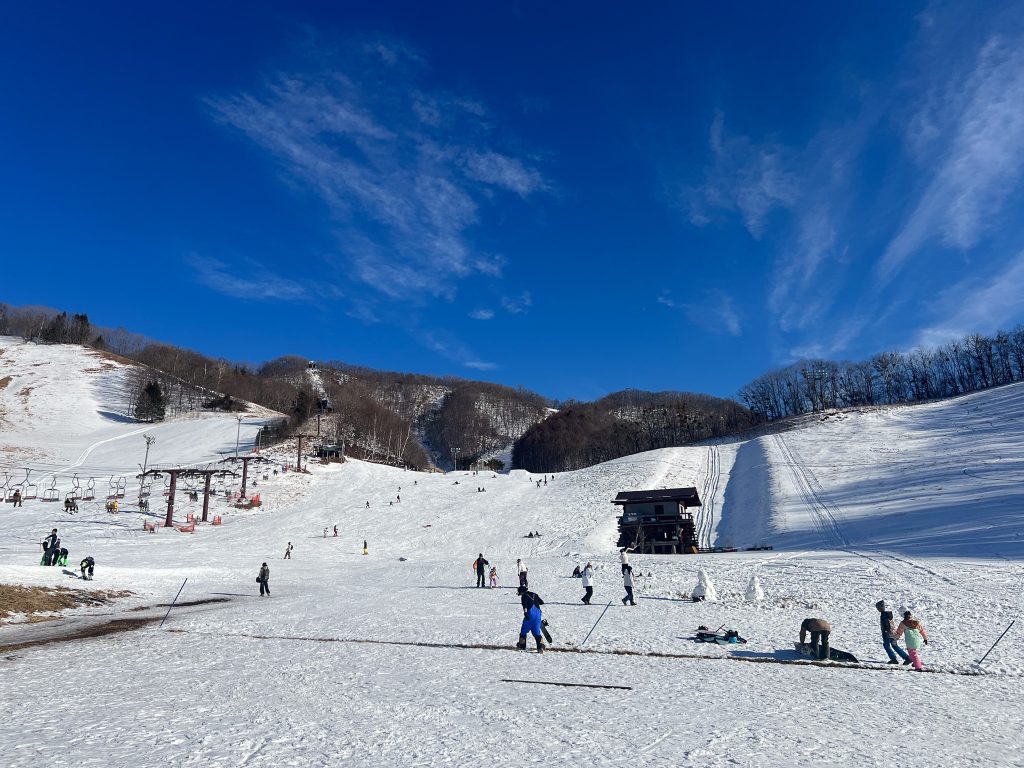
[80,556,95,580]
[41,529,58,566]
[474,554,489,588]
[257,562,270,596]
[876,600,910,665]
[517,586,545,652]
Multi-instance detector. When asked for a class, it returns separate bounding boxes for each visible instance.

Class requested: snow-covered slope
[1,367,1023,767]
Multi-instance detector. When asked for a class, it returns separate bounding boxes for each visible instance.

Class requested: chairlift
[41,477,60,503]
[70,474,83,500]
[138,478,152,499]
[107,475,126,500]
[116,476,127,498]
[82,477,96,501]
[23,470,38,501]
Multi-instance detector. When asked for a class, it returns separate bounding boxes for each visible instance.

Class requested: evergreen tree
[136,380,167,421]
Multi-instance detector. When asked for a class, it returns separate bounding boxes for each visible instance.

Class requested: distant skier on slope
[517,559,528,588]
[581,562,594,604]
[517,586,546,653]
[876,600,910,665]
[257,562,270,596]
[474,554,489,587]
[283,542,293,559]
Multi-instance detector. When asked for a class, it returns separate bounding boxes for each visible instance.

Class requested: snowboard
[794,642,859,663]
[541,620,553,644]
[695,629,747,644]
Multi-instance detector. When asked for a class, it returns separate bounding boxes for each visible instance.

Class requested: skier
[517,559,528,588]
[257,562,270,596]
[799,617,832,660]
[622,565,636,606]
[581,562,594,604]
[876,600,910,665]
[516,586,546,653]
[79,556,95,580]
[489,566,499,588]
[620,544,636,574]
[283,542,293,559]
[474,553,489,587]
[894,611,929,671]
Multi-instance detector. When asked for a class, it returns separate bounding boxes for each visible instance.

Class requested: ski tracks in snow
[696,445,722,549]
[771,434,849,549]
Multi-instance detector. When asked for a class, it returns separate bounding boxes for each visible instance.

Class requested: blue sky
[3,2,1024,402]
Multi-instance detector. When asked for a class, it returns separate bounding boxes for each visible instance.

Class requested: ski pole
[160,578,188,629]
[581,601,612,646]
[977,619,1015,665]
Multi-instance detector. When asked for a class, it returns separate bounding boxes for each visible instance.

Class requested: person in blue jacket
[516,586,545,653]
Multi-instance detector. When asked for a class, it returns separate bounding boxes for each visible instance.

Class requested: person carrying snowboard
[622,565,636,606]
[894,611,929,671]
[876,600,910,665]
[80,556,95,580]
[581,562,594,604]
[257,562,270,596]
[474,553,489,588]
[517,586,546,653]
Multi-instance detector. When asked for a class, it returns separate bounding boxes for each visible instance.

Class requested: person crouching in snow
[517,586,545,653]
[894,611,929,670]
[257,562,270,596]
[489,566,498,588]
[80,556,95,580]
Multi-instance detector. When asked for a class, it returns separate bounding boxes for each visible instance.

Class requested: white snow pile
[1,344,1023,766]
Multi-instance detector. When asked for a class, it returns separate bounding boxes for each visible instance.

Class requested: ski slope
[1,359,1023,766]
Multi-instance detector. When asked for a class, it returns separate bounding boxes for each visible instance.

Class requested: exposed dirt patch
[0,616,159,654]
[0,584,134,624]
[0,375,12,390]
[17,386,34,403]
[83,363,117,373]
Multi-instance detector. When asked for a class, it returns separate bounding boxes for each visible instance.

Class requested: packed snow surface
[1,344,1023,766]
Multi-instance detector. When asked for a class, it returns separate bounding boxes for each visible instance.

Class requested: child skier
[516,586,545,653]
[894,611,929,670]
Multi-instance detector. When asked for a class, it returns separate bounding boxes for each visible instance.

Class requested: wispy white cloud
[468,308,495,320]
[464,360,498,371]
[915,251,1024,347]
[687,111,798,238]
[500,291,532,314]
[659,290,743,337]
[877,35,1024,284]
[206,38,547,306]
[186,253,310,301]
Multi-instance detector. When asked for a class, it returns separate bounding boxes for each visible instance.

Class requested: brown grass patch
[0,584,134,623]
[0,376,12,391]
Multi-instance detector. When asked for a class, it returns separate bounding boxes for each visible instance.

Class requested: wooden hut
[613,487,702,554]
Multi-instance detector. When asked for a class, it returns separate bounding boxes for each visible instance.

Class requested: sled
[794,642,859,663]
[695,628,747,645]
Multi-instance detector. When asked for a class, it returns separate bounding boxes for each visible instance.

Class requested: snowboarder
[516,586,546,653]
[581,562,594,604]
[876,600,910,665]
[474,554,489,588]
[283,542,293,559]
[80,556,95,580]
[257,562,270,596]
[622,565,636,606]
[620,545,636,574]
[517,559,528,588]
[799,617,832,661]
[489,566,498,588]
[894,611,929,671]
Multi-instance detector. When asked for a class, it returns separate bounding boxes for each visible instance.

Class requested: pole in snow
[160,578,188,629]
[581,601,612,646]
[977,619,1016,665]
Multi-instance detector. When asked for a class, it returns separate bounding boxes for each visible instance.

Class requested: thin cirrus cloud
[877,34,1024,286]
[659,290,742,337]
[914,251,1024,349]
[500,291,532,314]
[205,39,547,305]
[186,253,310,302]
[468,308,495,320]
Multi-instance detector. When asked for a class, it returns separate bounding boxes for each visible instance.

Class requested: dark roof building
[614,487,702,555]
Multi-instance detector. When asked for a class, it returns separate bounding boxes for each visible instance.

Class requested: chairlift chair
[115,476,127,498]
[70,474,83,500]
[41,478,60,503]
[82,477,96,501]
[24,479,38,500]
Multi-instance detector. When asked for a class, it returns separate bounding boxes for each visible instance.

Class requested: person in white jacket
[581,563,594,604]
[517,558,529,588]
[621,565,636,605]
[619,545,635,574]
